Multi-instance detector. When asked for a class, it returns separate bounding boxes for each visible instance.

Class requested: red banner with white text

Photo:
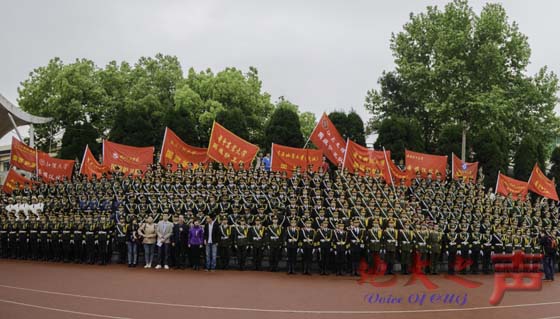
[309,113,346,165]
[207,122,259,170]
[10,137,37,172]
[103,140,154,176]
[37,151,74,182]
[528,164,558,201]
[343,139,391,183]
[79,145,109,179]
[160,127,210,171]
[496,173,529,200]
[2,169,36,194]
[271,143,322,176]
[451,153,478,183]
[405,150,447,179]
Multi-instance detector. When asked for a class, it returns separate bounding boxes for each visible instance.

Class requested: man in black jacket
[539,230,556,281]
[172,215,189,269]
[204,215,221,272]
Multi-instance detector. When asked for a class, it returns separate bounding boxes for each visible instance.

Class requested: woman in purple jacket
[188,220,204,270]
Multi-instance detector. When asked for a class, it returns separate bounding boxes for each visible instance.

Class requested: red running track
[0,260,559,319]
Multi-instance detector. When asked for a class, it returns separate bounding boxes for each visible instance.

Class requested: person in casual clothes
[261,153,271,172]
[156,212,173,270]
[172,215,189,269]
[540,230,556,281]
[138,216,156,268]
[204,215,220,272]
[189,220,204,270]
[126,217,140,267]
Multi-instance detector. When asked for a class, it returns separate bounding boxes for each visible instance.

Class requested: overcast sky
[1,0,558,145]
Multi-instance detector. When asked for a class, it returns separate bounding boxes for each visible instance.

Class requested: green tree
[513,135,546,181]
[436,124,467,162]
[328,111,366,145]
[365,0,559,157]
[264,104,304,152]
[374,117,424,162]
[215,108,250,141]
[184,67,274,147]
[18,58,107,152]
[549,146,560,195]
[472,126,509,189]
[60,122,101,161]
[299,112,316,142]
[110,54,184,148]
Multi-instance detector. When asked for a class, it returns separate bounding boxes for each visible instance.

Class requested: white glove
[491,251,495,256]
[480,251,484,256]
[95,240,99,245]
[468,250,472,254]
[446,251,449,256]
[457,251,462,256]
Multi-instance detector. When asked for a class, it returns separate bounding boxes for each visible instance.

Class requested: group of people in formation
[1,157,559,276]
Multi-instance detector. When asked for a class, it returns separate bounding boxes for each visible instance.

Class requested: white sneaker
[155,265,162,269]
[144,265,149,269]
[164,265,169,270]
[148,264,152,268]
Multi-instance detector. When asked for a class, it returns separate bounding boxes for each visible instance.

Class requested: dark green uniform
[286,225,300,274]
[314,225,332,275]
[218,222,232,269]
[428,228,443,274]
[266,223,284,272]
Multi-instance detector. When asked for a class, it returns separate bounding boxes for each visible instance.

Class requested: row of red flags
[3,114,559,202]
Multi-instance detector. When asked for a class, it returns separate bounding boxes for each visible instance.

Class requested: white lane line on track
[0,299,132,319]
[0,284,559,314]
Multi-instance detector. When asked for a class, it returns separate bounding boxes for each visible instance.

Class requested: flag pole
[451,152,455,181]
[495,171,500,194]
[303,137,311,149]
[159,127,168,166]
[383,146,396,195]
[79,145,88,176]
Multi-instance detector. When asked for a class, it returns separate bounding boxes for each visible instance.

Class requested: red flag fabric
[270,143,322,177]
[10,137,37,172]
[342,139,391,182]
[386,154,412,186]
[451,153,478,183]
[309,113,346,165]
[37,151,74,182]
[103,140,154,176]
[207,122,259,170]
[405,150,447,179]
[159,127,210,171]
[528,164,559,201]
[496,173,529,200]
[2,169,35,194]
[79,145,109,179]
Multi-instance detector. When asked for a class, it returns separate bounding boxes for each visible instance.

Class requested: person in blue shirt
[262,153,271,171]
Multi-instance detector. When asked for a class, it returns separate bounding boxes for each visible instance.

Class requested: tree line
[16,0,560,193]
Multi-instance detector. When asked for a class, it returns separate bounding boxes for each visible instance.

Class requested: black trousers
[17,235,28,259]
[174,243,187,268]
[269,246,281,271]
[190,245,202,267]
[448,251,457,274]
[335,246,347,274]
[218,244,231,269]
[236,245,248,270]
[253,245,264,270]
[287,247,298,273]
[302,246,313,274]
[319,246,330,274]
